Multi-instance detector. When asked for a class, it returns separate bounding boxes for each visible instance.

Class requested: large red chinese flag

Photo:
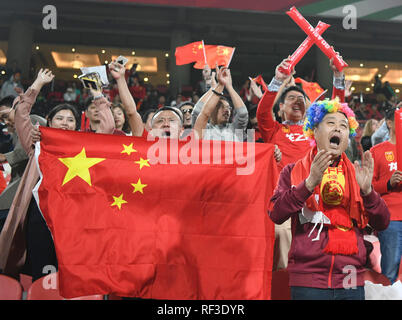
[395,108,402,171]
[193,45,235,69]
[175,41,205,65]
[294,77,325,102]
[34,127,277,299]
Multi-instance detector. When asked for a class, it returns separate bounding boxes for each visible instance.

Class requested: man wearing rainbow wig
[269,99,390,300]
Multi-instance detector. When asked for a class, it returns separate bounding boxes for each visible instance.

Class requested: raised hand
[274,144,282,163]
[275,56,293,82]
[345,80,353,98]
[330,49,345,78]
[389,170,402,188]
[354,150,374,196]
[202,64,212,81]
[31,68,55,91]
[108,60,126,80]
[248,77,263,99]
[216,64,232,88]
[210,71,217,88]
[305,150,334,192]
[31,123,41,144]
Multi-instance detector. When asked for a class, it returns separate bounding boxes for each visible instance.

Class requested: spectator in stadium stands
[0,71,24,100]
[0,96,46,233]
[371,105,402,284]
[345,135,360,164]
[373,75,382,94]
[256,55,346,271]
[112,103,131,135]
[0,68,118,280]
[129,75,146,106]
[157,95,166,109]
[195,64,213,96]
[192,93,200,104]
[192,65,248,142]
[269,98,390,300]
[142,108,156,133]
[84,94,125,135]
[178,101,194,138]
[360,119,379,152]
[382,81,396,101]
[170,93,183,108]
[0,96,17,154]
[109,60,184,139]
[247,106,263,143]
[63,86,77,103]
[150,106,184,139]
[371,118,390,147]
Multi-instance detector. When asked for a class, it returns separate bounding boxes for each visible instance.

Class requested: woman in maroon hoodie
[269,99,390,300]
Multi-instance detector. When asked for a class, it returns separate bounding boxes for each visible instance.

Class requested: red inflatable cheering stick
[286,6,348,72]
[279,21,330,75]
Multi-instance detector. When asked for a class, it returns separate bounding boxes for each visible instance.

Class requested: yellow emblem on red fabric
[320,165,345,206]
[385,151,394,162]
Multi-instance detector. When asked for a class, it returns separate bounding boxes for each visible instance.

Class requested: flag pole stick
[202,40,207,66]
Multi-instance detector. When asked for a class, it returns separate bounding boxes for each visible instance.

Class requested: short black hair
[141,108,157,123]
[385,107,396,121]
[83,96,94,110]
[178,101,194,110]
[0,96,15,108]
[279,86,307,104]
[47,103,81,131]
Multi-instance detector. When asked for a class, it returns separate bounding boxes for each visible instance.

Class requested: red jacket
[371,141,402,220]
[269,162,390,289]
[256,86,345,172]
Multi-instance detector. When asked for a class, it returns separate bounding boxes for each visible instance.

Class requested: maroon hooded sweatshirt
[269,163,390,289]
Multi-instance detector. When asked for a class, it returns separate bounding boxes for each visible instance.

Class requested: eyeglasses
[181,108,193,114]
[286,95,305,103]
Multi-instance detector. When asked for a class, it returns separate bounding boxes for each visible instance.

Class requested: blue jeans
[378,220,402,284]
[291,286,365,300]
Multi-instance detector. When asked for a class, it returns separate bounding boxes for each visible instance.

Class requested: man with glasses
[179,101,194,138]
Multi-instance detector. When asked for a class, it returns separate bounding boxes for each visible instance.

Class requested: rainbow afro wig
[303,98,359,145]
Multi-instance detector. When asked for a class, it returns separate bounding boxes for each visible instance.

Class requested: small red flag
[175,41,205,65]
[193,45,235,69]
[294,77,325,102]
[252,75,268,92]
[34,127,277,299]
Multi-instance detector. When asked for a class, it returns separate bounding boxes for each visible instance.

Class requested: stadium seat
[271,269,291,300]
[0,274,23,300]
[19,273,33,292]
[27,272,104,300]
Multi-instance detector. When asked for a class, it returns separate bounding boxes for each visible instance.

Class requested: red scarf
[291,147,368,255]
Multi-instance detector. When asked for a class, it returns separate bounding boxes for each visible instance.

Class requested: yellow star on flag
[58,148,105,186]
[222,48,230,55]
[121,143,137,156]
[131,178,147,194]
[111,193,127,210]
[198,44,203,49]
[135,158,150,170]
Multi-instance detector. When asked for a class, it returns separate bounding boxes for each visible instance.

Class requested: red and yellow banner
[34,127,277,299]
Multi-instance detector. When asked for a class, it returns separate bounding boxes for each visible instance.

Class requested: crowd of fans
[0,52,401,300]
